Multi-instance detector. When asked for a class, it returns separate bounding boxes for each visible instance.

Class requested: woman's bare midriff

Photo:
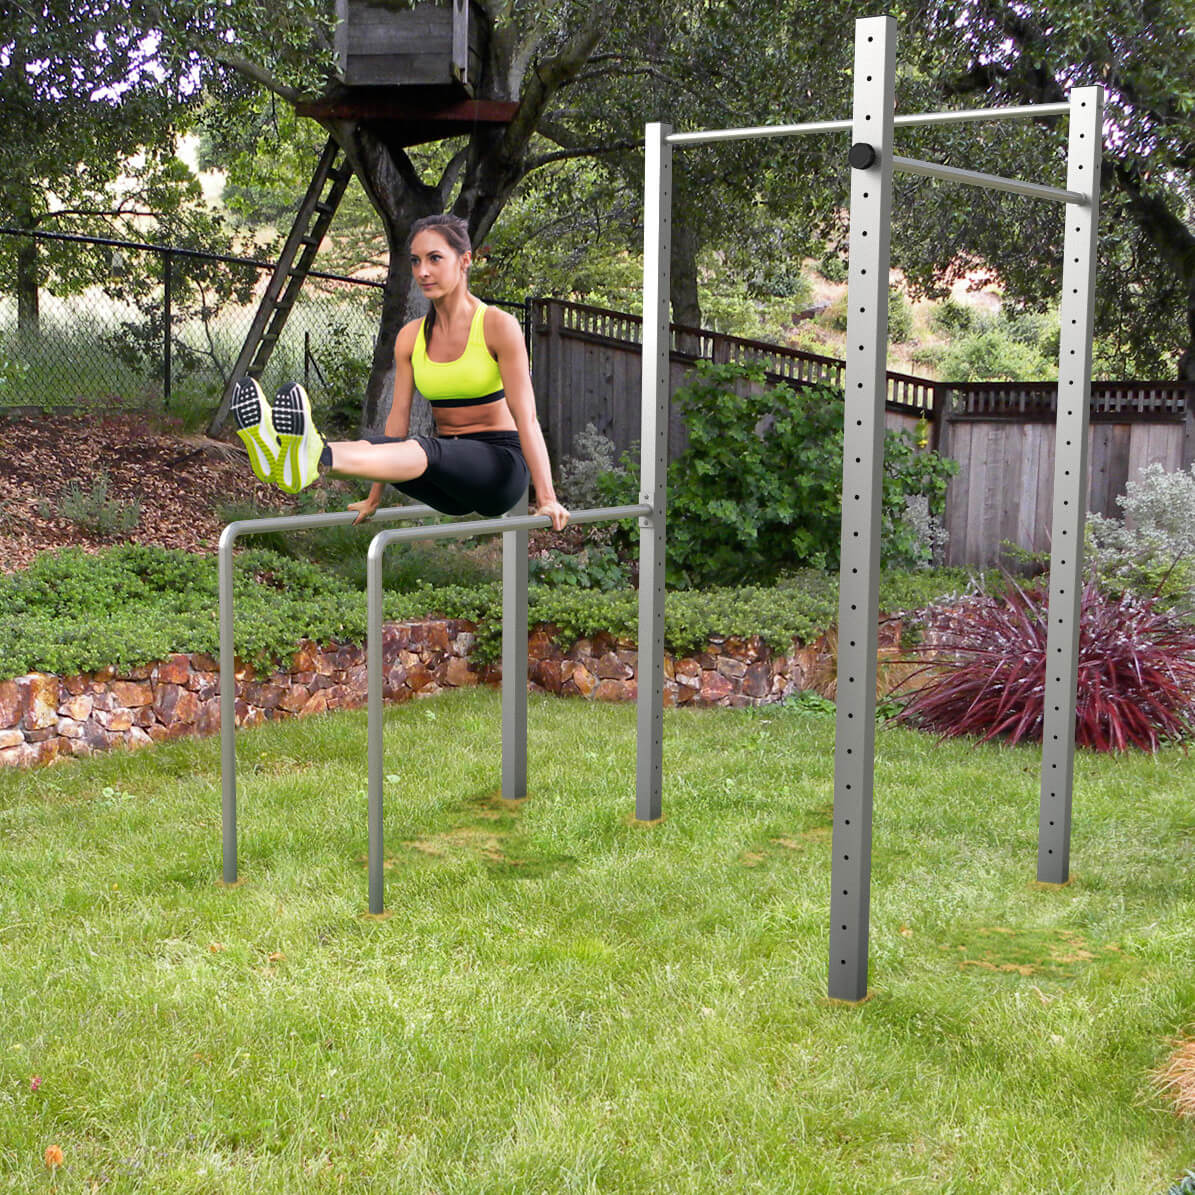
[431,405,518,437]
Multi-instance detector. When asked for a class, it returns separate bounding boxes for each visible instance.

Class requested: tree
[900,0,1195,379]
[0,1,199,337]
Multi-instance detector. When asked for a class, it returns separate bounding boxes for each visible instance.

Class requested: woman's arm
[487,308,569,530]
[350,320,420,523]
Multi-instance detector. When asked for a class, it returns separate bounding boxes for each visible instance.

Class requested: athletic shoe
[272,382,326,493]
[231,376,281,483]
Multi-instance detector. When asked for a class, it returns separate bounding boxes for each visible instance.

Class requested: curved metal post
[364,504,651,914]
[218,503,436,885]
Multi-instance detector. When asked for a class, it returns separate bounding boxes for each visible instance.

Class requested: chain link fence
[0,228,528,429]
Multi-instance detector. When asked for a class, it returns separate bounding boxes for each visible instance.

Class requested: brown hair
[408,214,472,343]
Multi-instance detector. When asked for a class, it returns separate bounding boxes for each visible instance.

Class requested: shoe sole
[272,383,322,493]
[231,377,279,484]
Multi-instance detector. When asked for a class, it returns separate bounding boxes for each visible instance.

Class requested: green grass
[2,690,1194,1192]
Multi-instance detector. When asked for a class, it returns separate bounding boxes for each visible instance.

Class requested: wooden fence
[530,297,1195,567]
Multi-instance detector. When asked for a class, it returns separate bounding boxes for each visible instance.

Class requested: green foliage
[1164,1170,1195,1195]
[599,362,957,587]
[309,319,372,436]
[557,424,624,509]
[888,287,914,343]
[937,326,1054,382]
[37,472,141,537]
[1087,462,1195,608]
[529,545,630,592]
[817,250,848,284]
[930,296,977,337]
[0,542,981,681]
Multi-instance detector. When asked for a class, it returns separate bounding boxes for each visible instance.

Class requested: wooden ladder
[213,138,354,429]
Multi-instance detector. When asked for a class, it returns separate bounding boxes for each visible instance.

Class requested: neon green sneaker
[272,382,326,494]
[231,377,281,483]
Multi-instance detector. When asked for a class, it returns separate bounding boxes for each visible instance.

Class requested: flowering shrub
[896,579,1195,751]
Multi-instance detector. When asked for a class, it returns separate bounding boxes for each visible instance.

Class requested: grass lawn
[2,689,1193,1192]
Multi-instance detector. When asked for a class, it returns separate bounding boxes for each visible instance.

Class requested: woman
[233,213,569,530]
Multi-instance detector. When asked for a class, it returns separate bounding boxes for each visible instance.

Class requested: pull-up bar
[363,504,652,915]
[665,102,1073,146]
[639,15,1103,1003]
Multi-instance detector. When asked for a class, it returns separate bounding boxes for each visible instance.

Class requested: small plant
[1088,462,1195,609]
[39,472,141,537]
[1163,1171,1195,1195]
[558,423,625,509]
[896,578,1195,751]
[530,544,629,591]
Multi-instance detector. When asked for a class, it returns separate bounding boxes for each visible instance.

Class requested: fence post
[163,249,173,408]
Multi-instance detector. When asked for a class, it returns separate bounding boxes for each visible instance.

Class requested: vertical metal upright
[828,16,897,1002]
[1038,86,1104,883]
[502,489,530,801]
[218,526,238,885]
[636,121,672,823]
[366,534,387,914]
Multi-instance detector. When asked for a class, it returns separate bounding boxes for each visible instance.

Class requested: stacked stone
[525,628,837,708]
[0,619,482,770]
[0,617,897,770]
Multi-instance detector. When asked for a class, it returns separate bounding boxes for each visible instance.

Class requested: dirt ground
[0,413,306,572]
[0,412,572,573]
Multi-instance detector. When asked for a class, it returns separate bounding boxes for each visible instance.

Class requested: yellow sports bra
[411,303,505,407]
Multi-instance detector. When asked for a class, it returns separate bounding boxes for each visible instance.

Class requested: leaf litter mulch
[0,412,579,574]
[0,413,302,573]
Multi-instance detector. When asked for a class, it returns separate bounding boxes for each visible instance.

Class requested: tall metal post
[366,534,387,914]
[1038,86,1104,883]
[218,526,238,884]
[502,489,530,801]
[636,122,672,823]
[828,15,897,1002]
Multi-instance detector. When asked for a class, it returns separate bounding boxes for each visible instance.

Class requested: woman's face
[409,230,470,299]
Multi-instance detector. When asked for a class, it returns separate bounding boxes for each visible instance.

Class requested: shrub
[930,296,977,338]
[558,423,624,509]
[311,319,371,436]
[596,362,957,587]
[895,579,1195,751]
[39,472,141,537]
[938,327,1054,382]
[1087,462,1195,608]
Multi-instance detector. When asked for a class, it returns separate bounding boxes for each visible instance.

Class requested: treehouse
[334,0,485,92]
[296,0,518,144]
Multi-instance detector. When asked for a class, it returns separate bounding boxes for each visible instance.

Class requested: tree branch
[524,138,642,172]
[214,51,306,105]
[437,145,471,205]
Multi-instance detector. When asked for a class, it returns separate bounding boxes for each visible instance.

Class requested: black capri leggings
[360,429,530,517]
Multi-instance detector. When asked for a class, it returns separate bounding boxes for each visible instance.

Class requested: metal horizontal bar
[367,504,652,557]
[218,503,439,550]
[892,155,1086,204]
[892,102,1072,128]
[667,102,1072,147]
[667,119,851,145]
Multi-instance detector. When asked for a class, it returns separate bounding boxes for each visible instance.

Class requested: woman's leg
[325,438,429,484]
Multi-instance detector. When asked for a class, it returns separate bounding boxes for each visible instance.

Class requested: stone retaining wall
[0,618,865,770]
